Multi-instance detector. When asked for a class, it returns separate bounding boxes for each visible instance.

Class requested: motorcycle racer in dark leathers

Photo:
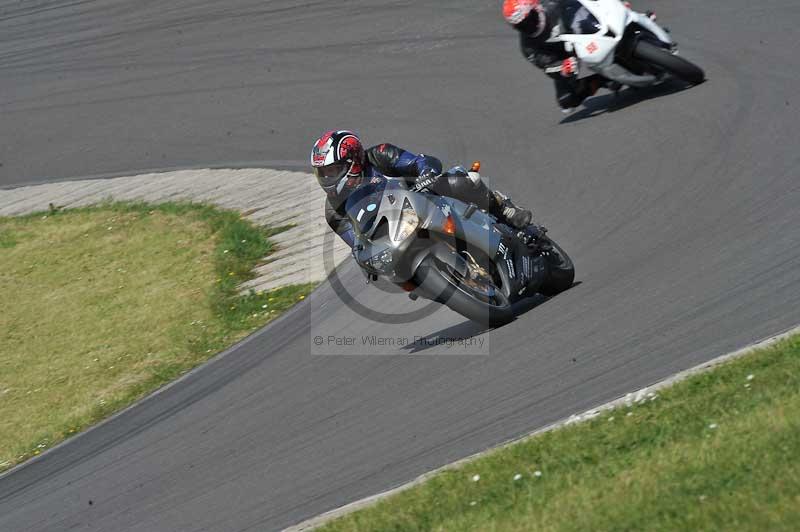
[311,130,533,249]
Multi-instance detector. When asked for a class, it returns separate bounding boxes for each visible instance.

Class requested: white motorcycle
[552,0,704,87]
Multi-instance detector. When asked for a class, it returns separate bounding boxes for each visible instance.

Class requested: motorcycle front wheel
[413,255,515,327]
[538,238,575,297]
[633,40,705,85]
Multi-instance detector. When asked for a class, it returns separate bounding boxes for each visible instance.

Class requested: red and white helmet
[502,0,546,36]
[310,130,365,198]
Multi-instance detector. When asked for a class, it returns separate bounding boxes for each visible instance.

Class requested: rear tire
[633,40,705,85]
[414,256,515,327]
[539,239,575,297]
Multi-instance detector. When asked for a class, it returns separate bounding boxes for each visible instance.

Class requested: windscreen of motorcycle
[562,0,601,35]
[345,178,387,236]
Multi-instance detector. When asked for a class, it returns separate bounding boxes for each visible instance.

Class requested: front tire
[539,239,575,297]
[633,40,705,85]
[414,256,515,327]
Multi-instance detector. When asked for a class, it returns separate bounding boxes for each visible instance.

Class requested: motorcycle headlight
[393,199,419,243]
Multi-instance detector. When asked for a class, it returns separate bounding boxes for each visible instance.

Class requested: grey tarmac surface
[1,1,800,531]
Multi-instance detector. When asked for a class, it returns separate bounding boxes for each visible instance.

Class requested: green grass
[0,227,17,249]
[0,202,315,472]
[320,336,800,532]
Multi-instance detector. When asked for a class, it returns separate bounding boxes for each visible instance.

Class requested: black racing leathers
[518,0,603,109]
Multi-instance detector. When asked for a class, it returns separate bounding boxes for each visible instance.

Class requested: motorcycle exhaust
[598,63,657,87]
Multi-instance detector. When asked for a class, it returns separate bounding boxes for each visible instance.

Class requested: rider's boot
[490,190,532,229]
[451,167,533,230]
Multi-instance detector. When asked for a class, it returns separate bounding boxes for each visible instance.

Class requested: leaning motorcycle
[346,172,575,327]
[556,0,704,87]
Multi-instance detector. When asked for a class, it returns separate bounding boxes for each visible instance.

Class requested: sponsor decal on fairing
[498,242,509,259]
[506,258,516,279]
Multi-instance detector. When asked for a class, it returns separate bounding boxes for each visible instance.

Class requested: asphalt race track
[2,1,800,530]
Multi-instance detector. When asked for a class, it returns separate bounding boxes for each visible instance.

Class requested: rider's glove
[560,57,579,77]
[419,167,438,179]
[413,168,441,193]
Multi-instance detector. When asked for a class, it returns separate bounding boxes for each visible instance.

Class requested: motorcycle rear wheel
[633,40,705,85]
[414,256,515,327]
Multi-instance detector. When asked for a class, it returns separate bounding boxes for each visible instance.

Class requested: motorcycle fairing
[554,0,673,76]
[348,178,505,284]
